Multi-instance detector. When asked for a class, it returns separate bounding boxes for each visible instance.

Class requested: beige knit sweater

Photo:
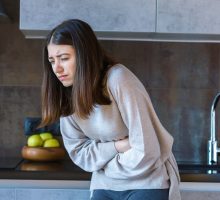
[60,64,181,200]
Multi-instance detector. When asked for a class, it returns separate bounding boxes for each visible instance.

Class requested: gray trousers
[91,189,169,200]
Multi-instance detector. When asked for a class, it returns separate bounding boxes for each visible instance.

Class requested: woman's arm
[60,116,118,172]
[104,66,173,179]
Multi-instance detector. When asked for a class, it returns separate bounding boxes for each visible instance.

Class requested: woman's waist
[90,168,170,191]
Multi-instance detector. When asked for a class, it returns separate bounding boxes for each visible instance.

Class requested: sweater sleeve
[104,66,167,179]
[60,116,118,172]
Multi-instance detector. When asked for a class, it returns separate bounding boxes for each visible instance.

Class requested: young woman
[40,19,181,200]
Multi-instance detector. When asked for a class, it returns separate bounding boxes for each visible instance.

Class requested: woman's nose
[53,61,63,73]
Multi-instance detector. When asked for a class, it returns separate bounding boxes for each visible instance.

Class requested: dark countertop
[1,158,220,183]
[178,162,220,182]
[0,158,91,180]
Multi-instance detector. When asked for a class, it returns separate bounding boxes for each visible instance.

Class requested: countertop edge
[0,179,90,189]
[2,179,220,192]
[180,182,220,191]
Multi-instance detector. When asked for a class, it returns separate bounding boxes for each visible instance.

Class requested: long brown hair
[40,19,117,127]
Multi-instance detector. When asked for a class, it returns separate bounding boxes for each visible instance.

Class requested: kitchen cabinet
[0,189,15,200]
[2,181,220,200]
[20,0,220,41]
[157,0,220,34]
[0,188,89,200]
[180,182,220,200]
[0,180,90,200]
[181,191,220,200]
[16,189,90,200]
[20,0,156,39]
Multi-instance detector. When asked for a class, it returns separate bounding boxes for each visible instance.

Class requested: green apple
[43,138,60,147]
[27,134,43,147]
[40,132,53,141]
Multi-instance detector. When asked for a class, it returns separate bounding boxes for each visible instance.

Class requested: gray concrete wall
[157,0,220,34]
[1,0,220,163]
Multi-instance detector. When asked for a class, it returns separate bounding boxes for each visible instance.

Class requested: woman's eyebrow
[48,53,70,60]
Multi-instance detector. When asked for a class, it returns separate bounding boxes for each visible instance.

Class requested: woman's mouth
[58,75,68,81]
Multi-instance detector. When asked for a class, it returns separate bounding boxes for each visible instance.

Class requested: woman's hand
[114,137,131,153]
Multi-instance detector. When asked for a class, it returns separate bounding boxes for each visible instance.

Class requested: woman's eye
[61,57,69,61]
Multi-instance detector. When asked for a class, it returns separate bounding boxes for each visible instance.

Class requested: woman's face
[47,43,76,87]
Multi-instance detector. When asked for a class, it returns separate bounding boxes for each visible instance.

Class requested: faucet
[208,93,220,165]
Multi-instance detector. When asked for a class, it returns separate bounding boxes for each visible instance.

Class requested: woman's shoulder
[108,63,129,74]
[107,64,135,84]
[107,64,140,88]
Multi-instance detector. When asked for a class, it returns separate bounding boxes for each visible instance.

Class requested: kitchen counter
[1,158,220,183]
[0,159,91,181]
[2,159,220,200]
[178,162,220,182]
[0,158,91,200]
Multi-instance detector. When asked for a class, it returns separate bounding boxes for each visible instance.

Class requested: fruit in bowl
[27,134,44,147]
[27,133,60,148]
[22,133,66,161]
[43,138,60,147]
[39,132,53,141]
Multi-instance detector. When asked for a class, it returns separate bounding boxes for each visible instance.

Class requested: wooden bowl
[21,146,66,161]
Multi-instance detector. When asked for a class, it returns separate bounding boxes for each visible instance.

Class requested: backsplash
[102,41,220,163]
[1,17,220,162]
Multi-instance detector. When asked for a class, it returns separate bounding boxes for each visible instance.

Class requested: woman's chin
[61,81,73,87]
